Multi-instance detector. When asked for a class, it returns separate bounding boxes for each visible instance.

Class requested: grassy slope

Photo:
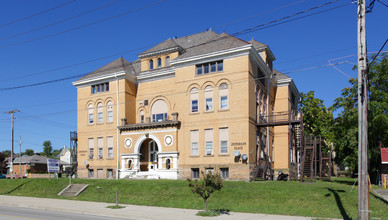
[0,178,387,219]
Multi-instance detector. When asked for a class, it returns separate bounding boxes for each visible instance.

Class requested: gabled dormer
[249,39,276,71]
[138,38,184,72]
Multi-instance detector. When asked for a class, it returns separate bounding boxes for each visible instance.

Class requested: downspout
[115,72,120,179]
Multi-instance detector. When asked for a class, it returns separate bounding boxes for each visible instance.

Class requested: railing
[257,110,301,124]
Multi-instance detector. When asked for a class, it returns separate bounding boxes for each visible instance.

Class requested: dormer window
[165,56,170,67]
[157,58,162,68]
[149,60,154,70]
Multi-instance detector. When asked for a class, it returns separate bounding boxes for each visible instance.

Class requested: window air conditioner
[206,150,212,155]
[89,155,93,159]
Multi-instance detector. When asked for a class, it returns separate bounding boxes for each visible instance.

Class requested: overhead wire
[0,0,76,29]
[0,0,166,49]
[0,0,122,41]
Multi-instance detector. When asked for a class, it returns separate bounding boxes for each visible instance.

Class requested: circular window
[124,138,132,148]
[164,135,173,146]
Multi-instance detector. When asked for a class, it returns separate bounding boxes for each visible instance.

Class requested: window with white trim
[190,130,199,155]
[196,60,223,75]
[91,82,109,94]
[219,127,229,154]
[219,83,229,110]
[97,102,103,123]
[107,101,113,123]
[220,168,229,179]
[190,88,199,113]
[204,86,213,112]
[97,137,103,159]
[88,104,94,124]
[151,99,168,122]
[204,129,213,155]
[107,136,113,158]
[88,138,94,159]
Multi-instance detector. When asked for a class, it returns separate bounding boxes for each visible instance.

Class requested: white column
[173,156,178,169]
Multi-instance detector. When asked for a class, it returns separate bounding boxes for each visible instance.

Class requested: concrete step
[58,184,88,197]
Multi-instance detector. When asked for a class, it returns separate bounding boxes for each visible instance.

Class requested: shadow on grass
[5,180,31,194]
[332,179,357,186]
[326,188,352,220]
[371,191,388,205]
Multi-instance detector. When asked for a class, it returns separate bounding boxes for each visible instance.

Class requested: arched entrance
[139,138,159,171]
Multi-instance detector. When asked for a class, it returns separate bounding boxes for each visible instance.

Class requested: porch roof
[118,120,180,132]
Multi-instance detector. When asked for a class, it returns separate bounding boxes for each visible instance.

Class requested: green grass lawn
[0,178,387,219]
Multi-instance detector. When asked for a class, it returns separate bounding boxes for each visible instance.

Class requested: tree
[24,149,34,156]
[299,91,334,148]
[188,171,223,211]
[42,141,53,157]
[52,149,61,158]
[330,54,388,175]
[0,152,8,174]
[2,150,11,158]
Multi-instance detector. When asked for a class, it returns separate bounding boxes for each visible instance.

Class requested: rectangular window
[210,62,216,72]
[107,169,113,179]
[91,82,109,94]
[219,127,229,154]
[191,130,199,155]
[205,98,213,111]
[205,129,213,155]
[97,137,103,159]
[195,60,223,75]
[220,168,229,179]
[88,138,94,159]
[88,169,94,178]
[140,115,144,123]
[191,100,198,113]
[152,113,167,122]
[196,66,202,75]
[191,168,199,179]
[220,96,228,109]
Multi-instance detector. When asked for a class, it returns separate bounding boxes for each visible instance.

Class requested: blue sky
[0,0,386,153]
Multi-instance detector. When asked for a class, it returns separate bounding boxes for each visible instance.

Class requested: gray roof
[273,69,291,80]
[248,39,267,51]
[74,57,133,83]
[172,30,219,49]
[174,32,250,60]
[138,38,182,57]
[13,154,50,164]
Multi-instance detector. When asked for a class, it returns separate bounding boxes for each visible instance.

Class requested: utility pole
[19,136,22,175]
[6,110,19,179]
[357,0,369,219]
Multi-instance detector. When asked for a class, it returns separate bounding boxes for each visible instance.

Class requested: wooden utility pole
[6,110,19,179]
[357,0,369,219]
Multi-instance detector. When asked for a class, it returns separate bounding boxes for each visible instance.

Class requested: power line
[0,0,76,29]
[233,1,356,36]
[213,0,307,29]
[0,0,166,49]
[377,0,388,8]
[0,0,122,41]
[369,38,388,67]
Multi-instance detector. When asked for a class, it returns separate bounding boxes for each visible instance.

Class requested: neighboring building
[381,148,388,184]
[12,154,50,175]
[59,146,72,174]
[72,30,300,180]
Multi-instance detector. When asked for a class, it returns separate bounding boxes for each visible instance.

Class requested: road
[0,206,130,220]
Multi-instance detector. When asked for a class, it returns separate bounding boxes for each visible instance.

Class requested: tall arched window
[149,60,154,70]
[165,56,170,67]
[140,110,144,123]
[107,101,113,123]
[190,88,199,113]
[219,83,229,110]
[97,102,103,123]
[88,104,94,124]
[157,58,162,68]
[204,86,213,111]
[151,99,168,122]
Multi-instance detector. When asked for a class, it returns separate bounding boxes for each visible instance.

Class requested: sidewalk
[0,195,314,220]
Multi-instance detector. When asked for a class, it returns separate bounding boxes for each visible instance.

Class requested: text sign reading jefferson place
[47,159,59,173]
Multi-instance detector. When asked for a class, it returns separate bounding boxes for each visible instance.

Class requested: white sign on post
[47,159,59,173]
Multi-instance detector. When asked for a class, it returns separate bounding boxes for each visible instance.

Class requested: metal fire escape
[255,110,304,181]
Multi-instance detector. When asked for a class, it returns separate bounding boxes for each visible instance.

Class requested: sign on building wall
[47,159,59,173]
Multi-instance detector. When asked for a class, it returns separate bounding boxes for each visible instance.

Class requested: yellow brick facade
[73,31,299,180]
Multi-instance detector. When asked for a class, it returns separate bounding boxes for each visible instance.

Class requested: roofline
[72,70,137,87]
[138,46,184,58]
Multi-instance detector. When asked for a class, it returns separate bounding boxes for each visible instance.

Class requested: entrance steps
[58,184,88,197]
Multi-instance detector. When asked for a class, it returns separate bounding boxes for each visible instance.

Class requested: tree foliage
[188,171,223,211]
[24,149,34,156]
[330,54,388,173]
[0,152,8,174]
[299,91,334,149]
[42,141,53,157]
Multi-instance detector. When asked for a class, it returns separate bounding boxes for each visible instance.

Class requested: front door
[149,141,158,170]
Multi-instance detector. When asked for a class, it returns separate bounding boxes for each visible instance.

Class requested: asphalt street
[0,206,129,220]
